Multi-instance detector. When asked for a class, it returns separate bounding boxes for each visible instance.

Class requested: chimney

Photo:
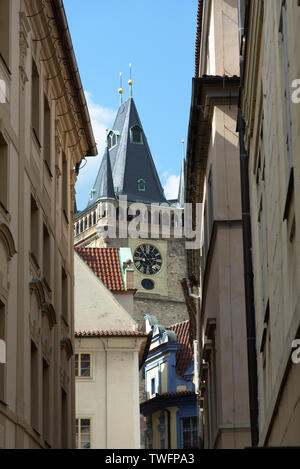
[123,259,134,290]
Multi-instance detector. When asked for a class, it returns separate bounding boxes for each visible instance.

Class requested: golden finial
[118,72,124,105]
[128,63,133,97]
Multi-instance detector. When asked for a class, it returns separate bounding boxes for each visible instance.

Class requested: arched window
[130,125,143,144]
[80,220,83,233]
[89,214,92,227]
[108,131,120,150]
[93,212,96,225]
[137,179,146,192]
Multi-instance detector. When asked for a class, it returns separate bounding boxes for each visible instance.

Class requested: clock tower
[74,94,188,330]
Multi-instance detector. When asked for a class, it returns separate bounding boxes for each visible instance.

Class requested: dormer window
[108,131,120,150]
[90,189,95,201]
[130,125,143,144]
[137,179,146,192]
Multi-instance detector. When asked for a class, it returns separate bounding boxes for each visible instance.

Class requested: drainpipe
[237,0,259,448]
[237,109,259,447]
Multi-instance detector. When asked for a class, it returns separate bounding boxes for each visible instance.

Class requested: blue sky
[64,0,198,211]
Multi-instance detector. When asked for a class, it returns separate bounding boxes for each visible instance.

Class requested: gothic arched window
[108,131,120,150]
[130,125,143,144]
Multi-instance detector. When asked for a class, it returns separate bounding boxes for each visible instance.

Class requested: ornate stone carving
[19,12,29,92]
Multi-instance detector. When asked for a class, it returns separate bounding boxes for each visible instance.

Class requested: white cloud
[75,92,116,210]
[163,174,180,200]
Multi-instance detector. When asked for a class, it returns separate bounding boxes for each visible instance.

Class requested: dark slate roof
[87,98,167,207]
[87,146,115,208]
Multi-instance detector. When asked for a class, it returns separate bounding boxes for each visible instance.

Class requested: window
[61,389,68,448]
[62,152,68,221]
[0,301,5,402]
[107,131,120,150]
[150,377,156,397]
[130,125,143,144]
[0,133,8,211]
[137,179,146,192]
[31,59,40,144]
[44,95,51,174]
[43,359,50,442]
[181,417,197,449]
[43,224,51,289]
[93,211,96,225]
[0,0,10,71]
[61,267,68,324]
[31,341,39,430]
[31,195,40,268]
[75,353,92,378]
[76,418,91,449]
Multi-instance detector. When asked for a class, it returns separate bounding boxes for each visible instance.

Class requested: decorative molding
[60,336,73,360]
[29,278,45,306]
[19,12,30,91]
[41,302,57,329]
[0,223,17,260]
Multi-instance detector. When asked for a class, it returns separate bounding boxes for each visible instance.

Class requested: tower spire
[128,63,133,98]
[178,140,186,208]
[118,72,124,105]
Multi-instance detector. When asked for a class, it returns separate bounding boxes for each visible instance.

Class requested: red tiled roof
[76,247,125,292]
[167,320,194,377]
[75,330,148,338]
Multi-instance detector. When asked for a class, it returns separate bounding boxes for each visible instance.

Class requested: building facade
[74,95,188,331]
[74,251,149,449]
[185,0,251,448]
[238,0,300,446]
[0,0,96,448]
[141,316,197,449]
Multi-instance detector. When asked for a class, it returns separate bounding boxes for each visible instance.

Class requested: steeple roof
[87,145,115,207]
[177,156,185,208]
[87,97,167,208]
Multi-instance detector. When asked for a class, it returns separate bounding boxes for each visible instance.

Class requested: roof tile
[167,320,193,377]
[75,330,148,338]
[76,247,125,292]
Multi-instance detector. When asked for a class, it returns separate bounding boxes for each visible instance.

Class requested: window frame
[181,416,198,449]
[75,352,93,379]
[130,125,143,145]
[137,178,146,192]
[76,417,92,449]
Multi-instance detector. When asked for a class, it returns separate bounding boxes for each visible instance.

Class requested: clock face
[133,244,162,276]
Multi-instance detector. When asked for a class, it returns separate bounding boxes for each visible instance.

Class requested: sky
[63,0,198,211]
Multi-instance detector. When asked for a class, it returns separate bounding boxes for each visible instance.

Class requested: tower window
[137,179,146,192]
[130,125,143,144]
[108,131,120,150]
[90,189,95,201]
